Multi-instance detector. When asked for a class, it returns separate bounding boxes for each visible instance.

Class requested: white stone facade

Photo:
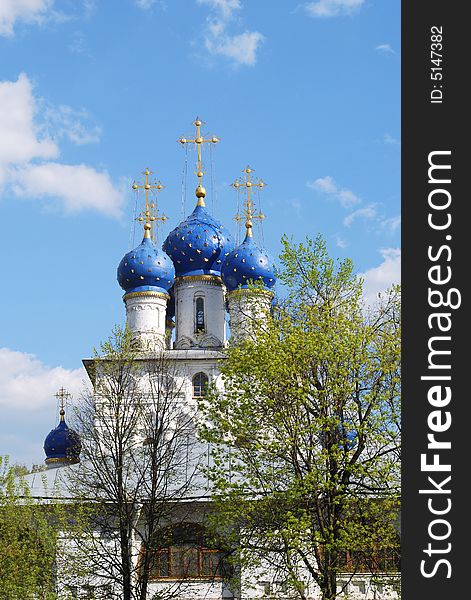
[226,288,273,344]
[174,275,227,350]
[123,290,169,350]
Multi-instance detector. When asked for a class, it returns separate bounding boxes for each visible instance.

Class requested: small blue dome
[162,203,234,277]
[117,235,175,295]
[221,232,276,292]
[44,412,81,465]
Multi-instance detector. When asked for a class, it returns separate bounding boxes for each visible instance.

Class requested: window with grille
[192,372,208,398]
[149,546,225,579]
[142,523,227,580]
[336,546,401,573]
[195,297,205,333]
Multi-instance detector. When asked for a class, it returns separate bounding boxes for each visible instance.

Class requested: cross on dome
[132,168,168,242]
[55,387,72,421]
[231,165,266,238]
[178,118,220,206]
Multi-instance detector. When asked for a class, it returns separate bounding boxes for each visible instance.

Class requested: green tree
[0,456,58,600]
[199,235,401,600]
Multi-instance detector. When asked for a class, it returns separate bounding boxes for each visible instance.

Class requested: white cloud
[361,248,401,305]
[198,0,241,19]
[0,347,89,465]
[376,43,395,54]
[0,74,58,165]
[334,234,347,248]
[379,214,401,233]
[383,132,400,146]
[135,0,156,9]
[0,0,54,36]
[205,29,265,66]
[197,0,264,66]
[308,175,399,236]
[304,0,365,18]
[83,1,96,18]
[42,104,102,145]
[11,163,125,217]
[291,198,302,216]
[0,347,86,411]
[343,203,377,227]
[308,175,361,208]
[0,74,125,217]
[68,31,92,57]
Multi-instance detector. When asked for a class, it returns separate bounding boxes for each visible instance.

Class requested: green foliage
[0,456,58,600]
[199,236,401,600]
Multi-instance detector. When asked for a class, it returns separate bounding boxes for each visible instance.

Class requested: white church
[25,119,399,600]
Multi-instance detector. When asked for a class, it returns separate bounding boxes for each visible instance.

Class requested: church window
[195,297,205,333]
[331,534,401,573]
[192,372,208,398]
[142,523,227,580]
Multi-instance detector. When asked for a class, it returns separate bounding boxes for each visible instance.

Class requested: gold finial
[231,165,266,238]
[178,117,220,207]
[132,168,168,242]
[55,387,72,422]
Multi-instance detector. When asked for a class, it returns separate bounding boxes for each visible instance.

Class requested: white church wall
[174,276,227,349]
[124,291,169,350]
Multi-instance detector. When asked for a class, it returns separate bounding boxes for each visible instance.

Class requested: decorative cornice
[226,287,274,300]
[123,290,169,301]
[174,274,223,287]
[45,457,80,465]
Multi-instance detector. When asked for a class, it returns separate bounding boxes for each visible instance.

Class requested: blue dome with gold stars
[221,230,276,292]
[44,410,81,466]
[163,202,234,277]
[117,232,175,295]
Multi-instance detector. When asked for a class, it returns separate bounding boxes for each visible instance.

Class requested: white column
[174,275,226,349]
[226,288,273,344]
[123,290,169,351]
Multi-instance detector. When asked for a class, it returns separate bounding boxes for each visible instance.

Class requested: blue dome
[221,232,276,292]
[117,234,175,295]
[162,203,234,277]
[44,412,81,465]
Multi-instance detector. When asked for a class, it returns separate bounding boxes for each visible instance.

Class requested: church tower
[163,119,234,349]
[221,166,276,343]
[117,169,175,351]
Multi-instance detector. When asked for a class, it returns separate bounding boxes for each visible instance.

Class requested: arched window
[192,372,208,398]
[195,296,205,333]
[142,523,227,580]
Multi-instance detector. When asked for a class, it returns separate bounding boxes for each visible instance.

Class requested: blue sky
[0,0,400,466]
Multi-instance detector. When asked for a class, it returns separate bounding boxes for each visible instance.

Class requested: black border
[402,3,467,598]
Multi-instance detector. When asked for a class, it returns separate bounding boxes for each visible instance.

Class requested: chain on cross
[178,117,219,205]
[132,168,168,242]
[231,165,266,237]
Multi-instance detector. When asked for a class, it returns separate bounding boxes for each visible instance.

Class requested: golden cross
[231,165,266,237]
[178,117,219,206]
[132,168,168,242]
[55,387,72,420]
